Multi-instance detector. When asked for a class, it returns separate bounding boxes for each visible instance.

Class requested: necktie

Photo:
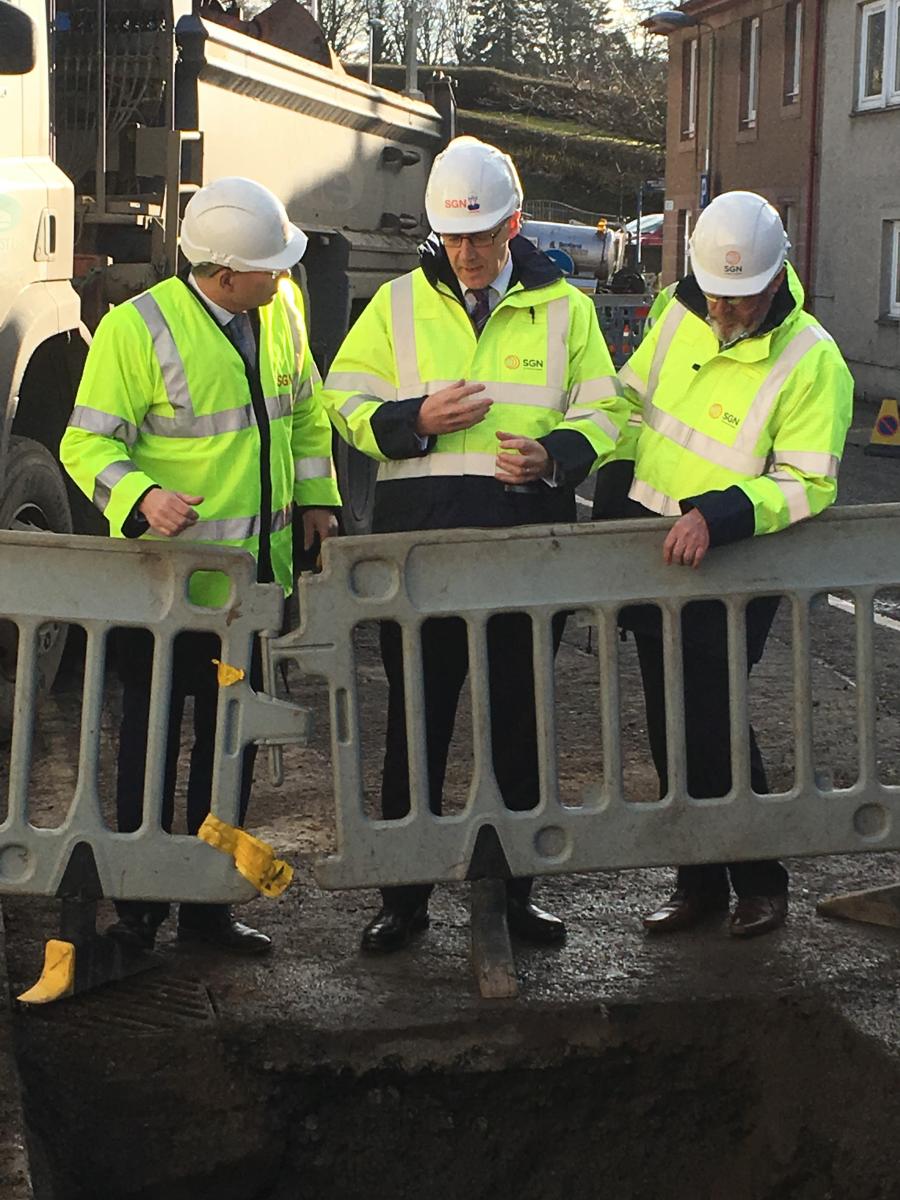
[467,287,492,333]
[227,311,256,367]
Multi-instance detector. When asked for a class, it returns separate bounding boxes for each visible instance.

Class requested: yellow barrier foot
[17,897,162,1007]
[198,814,293,897]
[17,940,75,1005]
[816,883,900,930]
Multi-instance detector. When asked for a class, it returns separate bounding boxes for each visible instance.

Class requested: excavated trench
[13,993,900,1200]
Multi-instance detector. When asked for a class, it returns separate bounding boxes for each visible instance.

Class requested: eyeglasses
[441,221,508,249]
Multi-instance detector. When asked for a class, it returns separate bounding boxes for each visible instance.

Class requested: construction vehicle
[0,0,453,727]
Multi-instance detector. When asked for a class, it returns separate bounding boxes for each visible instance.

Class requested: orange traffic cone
[864,398,900,457]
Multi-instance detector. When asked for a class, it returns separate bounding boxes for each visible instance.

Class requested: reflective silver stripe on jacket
[619,363,645,399]
[295,457,332,482]
[391,274,422,399]
[143,405,248,438]
[378,452,498,481]
[265,393,293,423]
[643,406,767,475]
[544,296,571,392]
[764,471,812,523]
[562,408,621,443]
[67,405,139,448]
[177,505,293,542]
[337,395,373,421]
[132,292,194,417]
[142,394,291,438]
[568,376,624,406]
[733,325,831,453]
[293,375,313,406]
[483,381,567,410]
[645,301,689,407]
[92,460,138,512]
[327,372,398,404]
[628,477,681,516]
[774,449,840,476]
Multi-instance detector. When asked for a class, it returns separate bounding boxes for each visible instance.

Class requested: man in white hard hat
[323,136,626,953]
[604,190,853,937]
[61,176,340,954]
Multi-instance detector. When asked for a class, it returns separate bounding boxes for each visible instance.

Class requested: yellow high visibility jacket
[61,276,339,605]
[322,236,625,532]
[617,264,853,540]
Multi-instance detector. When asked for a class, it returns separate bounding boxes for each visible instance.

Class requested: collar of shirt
[187,272,239,327]
[460,255,514,314]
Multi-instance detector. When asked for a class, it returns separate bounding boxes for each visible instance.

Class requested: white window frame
[683,38,699,137]
[858,0,900,111]
[785,1,803,102]
[680,210,693,278]
[890,221,900,319]
[742,16,761,127]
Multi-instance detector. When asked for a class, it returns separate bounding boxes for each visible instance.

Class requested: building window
[681,38,699,138]
[783,1,802,103]
[858,0,900,110]
[740,16,761,128]
[780,202,799,254]
[889,222,900,318]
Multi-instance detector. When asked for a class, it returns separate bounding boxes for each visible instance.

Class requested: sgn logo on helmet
[724,249,743,276]
[445,196,481,210]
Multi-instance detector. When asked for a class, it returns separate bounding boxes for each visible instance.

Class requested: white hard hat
[425,136,523,234]
[689,191,790,296]
[180,177,308,272]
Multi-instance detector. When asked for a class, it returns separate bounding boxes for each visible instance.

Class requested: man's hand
[494,431,552,485]
[302,507,339,550]
[415,380,491,436]
[663,508,710,569]
[139,489,203,537]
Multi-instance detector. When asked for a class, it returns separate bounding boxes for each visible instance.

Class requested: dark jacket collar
[674,271,797,338]
[418,233,564,304]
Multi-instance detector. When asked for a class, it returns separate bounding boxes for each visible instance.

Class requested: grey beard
[707,315,752,348]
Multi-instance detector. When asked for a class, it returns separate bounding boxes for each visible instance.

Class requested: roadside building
[654,0,815,289]
[812,0,900,402]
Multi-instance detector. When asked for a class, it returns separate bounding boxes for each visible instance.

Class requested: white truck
[0,0,452,725]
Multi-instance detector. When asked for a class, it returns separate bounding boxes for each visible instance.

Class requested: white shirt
[188,272,256,362]
[460,255,514,314]
[188,272,232,325]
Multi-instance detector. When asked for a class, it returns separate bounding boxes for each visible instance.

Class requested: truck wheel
[0,436,74,737]
[334,433,377,536]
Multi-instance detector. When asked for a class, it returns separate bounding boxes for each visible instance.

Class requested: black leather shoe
[106,915,159,951]
[177,908,272,955]
[642,888,730,934]
[730,893,788,939]
[506,899,566,945]
[360,906,429,954]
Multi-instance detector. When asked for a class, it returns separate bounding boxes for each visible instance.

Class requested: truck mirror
[0,1,36,75]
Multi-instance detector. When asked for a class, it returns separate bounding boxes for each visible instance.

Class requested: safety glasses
[441,220,508,249]
[703,292,744,308]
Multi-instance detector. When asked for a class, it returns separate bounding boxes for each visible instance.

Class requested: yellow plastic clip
[212,659,246,687]
[17,939,76,1005]
[197,814,293,897]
